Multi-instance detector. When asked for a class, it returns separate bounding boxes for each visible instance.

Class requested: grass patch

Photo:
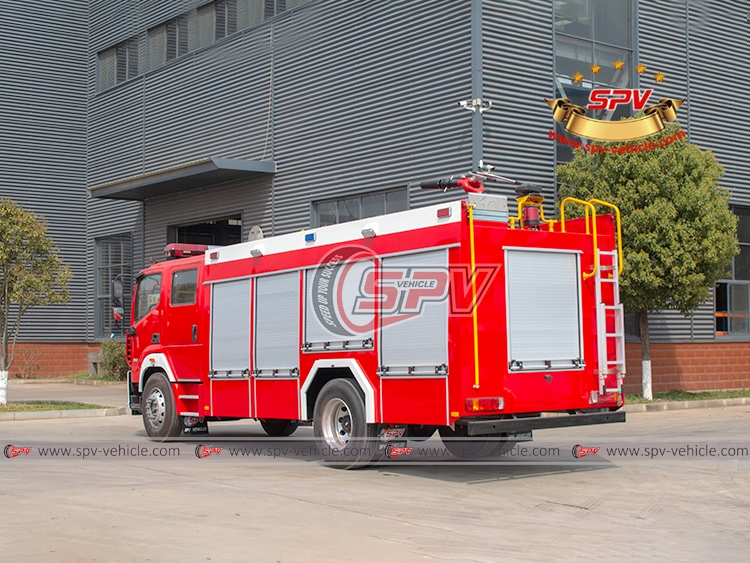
[69,373,118,382]
[626,389,750,404]
[0,401,109,413]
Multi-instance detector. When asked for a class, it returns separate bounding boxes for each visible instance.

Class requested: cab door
[162,266,203,379]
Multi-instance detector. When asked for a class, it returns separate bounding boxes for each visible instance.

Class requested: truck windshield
[134,273,162,322]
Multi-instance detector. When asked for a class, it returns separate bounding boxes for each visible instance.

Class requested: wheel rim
[145,388,166,430]
[320,398,352,449]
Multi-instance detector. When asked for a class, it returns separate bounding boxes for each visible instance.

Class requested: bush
[98,340,129,381]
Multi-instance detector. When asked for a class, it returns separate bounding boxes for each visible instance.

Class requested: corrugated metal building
[2,0,749,388]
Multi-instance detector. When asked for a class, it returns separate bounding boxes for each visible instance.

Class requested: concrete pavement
[1,407,749,562]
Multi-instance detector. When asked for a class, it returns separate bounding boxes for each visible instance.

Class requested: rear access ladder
[595,249,626,394]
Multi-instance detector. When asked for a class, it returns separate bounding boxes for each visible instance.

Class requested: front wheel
[313,379,376,469]
[142,372,183,439]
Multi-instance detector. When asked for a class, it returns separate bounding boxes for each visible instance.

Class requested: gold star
[636,63,647,74]
[572,71,584,83]
[590,63,601,74]
[613,59,624,70]
[654,72,665,82]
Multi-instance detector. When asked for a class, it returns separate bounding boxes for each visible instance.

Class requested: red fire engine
[126,175,626,467]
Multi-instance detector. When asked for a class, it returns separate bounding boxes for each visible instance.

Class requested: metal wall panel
[380,250,448,371]
[648,292,715,343]
[482,0,556,202]
[254,271,299,370]
[505,250,582,370]
[88,1,473,240]
[683,0,750,207]
[272,1,474,234]
[639,1,747,339]
[0,1,88,341]
[211,279,251,372]
[82,0,749,348]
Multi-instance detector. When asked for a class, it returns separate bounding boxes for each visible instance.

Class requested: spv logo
[587,89,653,111]
[195,445,222,459]
[4,444,31,459]
[311,245,500,338]
[572,445,600,459]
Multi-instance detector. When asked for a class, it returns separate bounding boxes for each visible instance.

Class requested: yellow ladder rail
[560,197,599,280]
[588,199,623,276]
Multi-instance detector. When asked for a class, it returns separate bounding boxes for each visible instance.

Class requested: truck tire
[406,424,437,441]
[142,372,183,440]
[313,379,376,469]
[260,419,298,437]
[438,425,514,459]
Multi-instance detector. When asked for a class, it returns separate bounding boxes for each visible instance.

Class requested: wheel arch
[301,359,376,423]
[138,353,176,392]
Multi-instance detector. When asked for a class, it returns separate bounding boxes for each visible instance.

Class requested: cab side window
[134,274,162,322]
[171,269,198,306]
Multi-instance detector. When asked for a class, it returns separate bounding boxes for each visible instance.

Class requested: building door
[167,215,242,246]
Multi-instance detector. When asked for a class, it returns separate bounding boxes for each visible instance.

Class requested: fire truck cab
[126,178,626,467]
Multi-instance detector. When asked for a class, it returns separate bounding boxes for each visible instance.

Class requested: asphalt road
[1,406,749,562]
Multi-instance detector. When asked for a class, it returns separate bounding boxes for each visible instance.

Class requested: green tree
[556,122,738,399]
[0,199,71,404]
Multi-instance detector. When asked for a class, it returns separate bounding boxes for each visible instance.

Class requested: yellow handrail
[468,204,481,389]
[588,199,623,276]
[560,196,591,234]
[560,197,599,280]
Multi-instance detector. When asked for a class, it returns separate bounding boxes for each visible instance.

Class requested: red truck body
[127,191,626,464]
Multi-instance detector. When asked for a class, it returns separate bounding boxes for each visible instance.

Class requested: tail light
[465,397,504,412]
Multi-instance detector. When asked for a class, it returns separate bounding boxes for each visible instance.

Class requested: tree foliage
[556,122,739,316]
[0,199,71,371]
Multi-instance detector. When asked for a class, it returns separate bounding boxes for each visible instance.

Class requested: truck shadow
[364,460,613,483]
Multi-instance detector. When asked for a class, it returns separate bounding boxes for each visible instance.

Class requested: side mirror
[112,278,124,307]
[113,307,124,321]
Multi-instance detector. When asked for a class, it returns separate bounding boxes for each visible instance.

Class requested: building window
[197,0,238,48]
[98,38,139,91]
[148,16,188,70]
[98,0,312,86]
[215,0,239,39]
[312,189,408,228]
[716,207,750,337]
[95,235,133,338]
[553,0,635,163]
[264,0,308,19]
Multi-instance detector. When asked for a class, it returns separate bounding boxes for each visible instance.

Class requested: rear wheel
[313,379,376,469]
[142,372,183,439]
[438,425,516,459]
[406,424,438,441]
[260,419,298,437]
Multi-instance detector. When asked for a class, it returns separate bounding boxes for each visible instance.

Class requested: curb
[0,407,126,421]
[623,397,750,413]
[8,379,125,386]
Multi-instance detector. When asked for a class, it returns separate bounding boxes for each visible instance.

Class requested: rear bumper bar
[465,410,625,436]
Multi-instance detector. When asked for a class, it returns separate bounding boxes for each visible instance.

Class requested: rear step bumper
[465,410,625,436]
